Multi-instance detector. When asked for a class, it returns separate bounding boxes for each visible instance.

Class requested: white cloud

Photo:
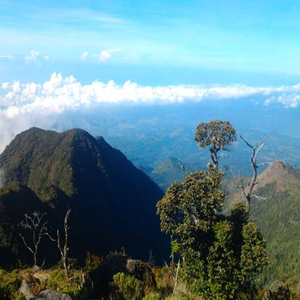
[3,73,300,112]
[81,49,121,62]
[99,50,112,61]
[81,51,89,61]
[2,83,10,90]
[98,48,120,62]
[265,94,300,108]
[25,50,40,61]
[25,50,50,63]
[0,73,300,153]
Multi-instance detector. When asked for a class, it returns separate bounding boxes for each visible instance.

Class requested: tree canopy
[157,169,268,299]
[195,120,236,169]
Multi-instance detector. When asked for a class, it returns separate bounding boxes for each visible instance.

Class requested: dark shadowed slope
[0,128,168,264]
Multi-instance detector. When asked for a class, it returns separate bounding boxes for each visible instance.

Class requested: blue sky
[1,0,300,85]
[1,1,300,155]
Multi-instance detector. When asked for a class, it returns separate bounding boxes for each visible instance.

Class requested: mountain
[0,127,168,265]
[147,157,203,191]
[225,161,300,287]
[150,158,188,190]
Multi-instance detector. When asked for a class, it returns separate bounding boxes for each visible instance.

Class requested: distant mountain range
[62,101,300,176]
[0,128,168,266]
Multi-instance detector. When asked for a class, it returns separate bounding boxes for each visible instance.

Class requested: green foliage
[0,269,23,300]
[84,251,103,272]
[225,161,300,288]
[157,168,224,259]
[110,272,145,300]
[152,266,174,298]
[201,220,240,300]
[240,222,269,282]
[41,268,85,299]
[195,120,237,150]
[194,120,236,168]
[157,168,268,300]
[142,292,162,300]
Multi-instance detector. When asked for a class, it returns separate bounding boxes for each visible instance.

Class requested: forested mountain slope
[225,160,300,287]
[0,128,168,265]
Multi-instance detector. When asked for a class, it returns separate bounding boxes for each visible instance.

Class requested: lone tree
[157,168,268,300]
[19,211,55,267]
[57,208,72,277]
[157,122,268,300]
[195,120,236,169]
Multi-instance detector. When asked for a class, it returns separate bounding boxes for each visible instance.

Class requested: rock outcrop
[86,254,156,298]
[35,290,72,300]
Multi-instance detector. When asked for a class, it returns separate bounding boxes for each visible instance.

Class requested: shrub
[110,272,145,300]
[152,266,174,297]
[0,269,23,300]
[44,268,84,299]
[142,292,162,300]
[84,251,103,272]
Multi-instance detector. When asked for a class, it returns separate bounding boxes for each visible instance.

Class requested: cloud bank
[2,73,300,111]
[0,72,300,153]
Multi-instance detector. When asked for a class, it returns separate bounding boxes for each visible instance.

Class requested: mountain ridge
[0,127,168,265]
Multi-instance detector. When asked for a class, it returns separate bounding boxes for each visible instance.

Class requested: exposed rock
[87,254,156,298]
[19,276,72,300]
[264,281,291,299]
[35,290,72,300]
[19,279,35,300]
[126,259,156,287]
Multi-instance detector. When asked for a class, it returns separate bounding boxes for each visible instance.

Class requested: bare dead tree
[178,161,190,176]
[19,211,55,267]
[173,259,181,296]
[239,135,269,211]
[148,250,156,267]
[57,208,71,277]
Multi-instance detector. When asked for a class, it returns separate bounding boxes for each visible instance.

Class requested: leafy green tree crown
[195,120,237,169]
[195,120,237,150]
